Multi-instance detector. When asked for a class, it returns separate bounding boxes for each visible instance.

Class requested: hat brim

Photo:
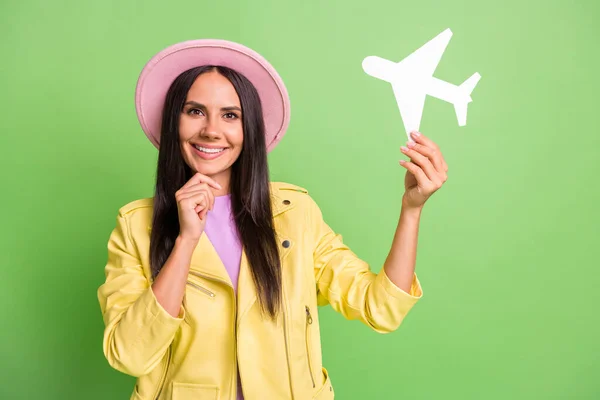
[135,39,290,153]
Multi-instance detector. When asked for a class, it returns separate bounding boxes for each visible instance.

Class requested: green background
[1,0,598,398]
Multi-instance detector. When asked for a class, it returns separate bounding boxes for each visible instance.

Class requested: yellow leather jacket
[97,182,423,399]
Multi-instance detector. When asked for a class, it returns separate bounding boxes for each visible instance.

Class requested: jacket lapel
[146,222,231,285]
[236,190,295,323]
[236,250,255,321]
[189,233,233,286]
[146,186,298,322]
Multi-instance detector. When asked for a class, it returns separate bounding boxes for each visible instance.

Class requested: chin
[192,164,223,176]
[189,159,232,177]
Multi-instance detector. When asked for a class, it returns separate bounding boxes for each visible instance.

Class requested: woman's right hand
[175,173,222,243]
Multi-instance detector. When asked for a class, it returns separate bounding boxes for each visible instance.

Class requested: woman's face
[179,70,244,185]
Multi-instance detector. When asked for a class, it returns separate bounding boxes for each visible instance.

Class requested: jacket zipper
[305,305,316,388]
[187,270,237,398]
[154,346,171,399]
[186,281,216,297]
[282,297,294,400]
[232,290,238,400]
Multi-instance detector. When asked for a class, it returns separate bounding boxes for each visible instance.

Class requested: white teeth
[194,145,225,154]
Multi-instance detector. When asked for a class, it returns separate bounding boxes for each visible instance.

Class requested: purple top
[203,194,244,400]
[204,194,242,292]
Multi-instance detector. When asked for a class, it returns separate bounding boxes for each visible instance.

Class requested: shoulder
[117,197,154,216]
[270,181,312,206]
[269,181,322,217]
[270,181,309,194]
[114,197,154,234]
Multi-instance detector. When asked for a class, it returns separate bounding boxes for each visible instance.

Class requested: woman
[98,39,447,400]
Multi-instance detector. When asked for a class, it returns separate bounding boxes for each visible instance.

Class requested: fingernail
[411,131,421,138]
[401,146,409,152]
[407,141,416,148]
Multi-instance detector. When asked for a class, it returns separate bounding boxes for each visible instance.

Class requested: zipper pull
[305,305,313,324]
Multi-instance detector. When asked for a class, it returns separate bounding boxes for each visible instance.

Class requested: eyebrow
[183,101,241,112]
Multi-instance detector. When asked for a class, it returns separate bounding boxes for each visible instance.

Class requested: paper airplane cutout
[362,28,481,140]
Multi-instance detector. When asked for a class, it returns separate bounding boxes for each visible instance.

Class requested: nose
[200,116,221,140]
[200,129,220,140]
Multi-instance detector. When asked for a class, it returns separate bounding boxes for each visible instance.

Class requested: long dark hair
[149,65,281,318]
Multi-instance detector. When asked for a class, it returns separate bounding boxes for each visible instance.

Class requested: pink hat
[135,39,291,152]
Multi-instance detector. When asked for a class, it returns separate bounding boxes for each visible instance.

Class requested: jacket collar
[270,188,297,217]
[145,185,297,279]
[183,184,298,321]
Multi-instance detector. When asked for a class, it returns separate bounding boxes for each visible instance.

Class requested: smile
[193,145,226,154]
[191,144,228,160]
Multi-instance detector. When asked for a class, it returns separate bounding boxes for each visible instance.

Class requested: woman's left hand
[399,131,448,210]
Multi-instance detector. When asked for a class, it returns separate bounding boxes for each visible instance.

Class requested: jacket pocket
[305,305,316,388]
[186,281,216,298]
[172,383,219,400]
[313,367,334,399]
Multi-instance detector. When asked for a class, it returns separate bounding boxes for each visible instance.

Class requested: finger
[181,172,223,191]
[183,190,208,206]
[401,145,441,184]
[206,185,215,211]
[180,191,208,210]
[409,131,448,173]
[178,183,215,210]
[407,141,447,178]
[399,160,432,188]
[181,181,210,192]
[199,207,208,221]
[194,204,208,220]
[409,131,440,152]
[194,202,208,215]
[195,184,215,211]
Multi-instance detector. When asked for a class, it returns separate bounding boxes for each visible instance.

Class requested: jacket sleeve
[308,196,423,334]
[97,212,185,377]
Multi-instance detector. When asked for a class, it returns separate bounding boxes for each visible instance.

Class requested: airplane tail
[453,72,481,126]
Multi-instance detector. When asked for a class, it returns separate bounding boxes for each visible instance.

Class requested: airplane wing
[396,28,453,80]
[392,83,427,135]
[389,29,453,136]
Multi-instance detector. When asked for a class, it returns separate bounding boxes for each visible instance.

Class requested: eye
[223,112,239,119]
[187,108,203,116]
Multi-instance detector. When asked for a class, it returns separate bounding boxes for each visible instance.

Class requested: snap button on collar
[282,240,290,248]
